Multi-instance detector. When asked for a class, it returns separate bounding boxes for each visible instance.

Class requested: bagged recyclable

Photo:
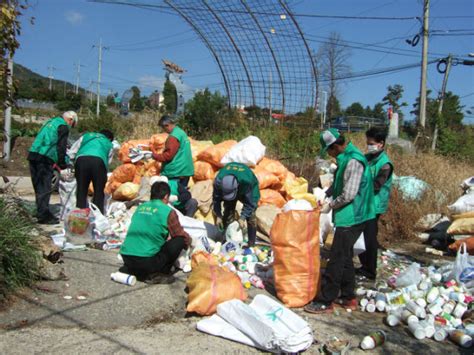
[447,218,474,235]
[112,182,140,201]
[256,205,281,237]
[59,179,77,220]
[282,199,313,212]
[220,136,266,167]
[189,180,213,215]
[448,193,474,215]
[186,253,247,315]
[111,164,137,183]
[449,237,474,255]
[65,208,91,244]
[252,166,281,190]
[193,161,216,181]
[449,243,474,283]
[257,157,288,182]
[259,189,286,209]
[105,180,122,195]
[149,133,168,154]
[190,140,214,161]
[271,210,321,307]
[197,140,237,167]
[118,139,151,163]
[284,177,309,200]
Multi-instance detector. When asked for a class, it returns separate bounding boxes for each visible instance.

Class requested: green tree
[382,84,407,118]
[244,105,263,120]
[327,94,342,119]
[344,102,365,116]
[371,103,385,118]
[163,79,177,114]
[55,92,82,111]
[184,89,227,135]
[129,86,143,111]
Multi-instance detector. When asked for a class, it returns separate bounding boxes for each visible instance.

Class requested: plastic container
[402,309,419,325]
[419,320,435,338]
[111,272,136,286]
[249,275,264,289]
[434,327,448,342]
[449,292,465,303]
[360,330,386,350]
[442,300,456,315]
[426,287,440,303]
[416,298,427,308]
[449,330,473,348]
[452,302,467,318]
[375,293,387,312]
[366,300,376,313]
[407,300,427,319]
[360,298,369,307]
[408,322,426,340]
[386,312,401,327]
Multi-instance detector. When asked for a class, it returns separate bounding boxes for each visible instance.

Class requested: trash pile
[355,249,474,348]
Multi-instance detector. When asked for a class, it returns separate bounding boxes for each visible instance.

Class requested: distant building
[148,90,164,109]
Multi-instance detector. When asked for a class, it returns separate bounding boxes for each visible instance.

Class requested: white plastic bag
[395,262,422,288]
[225,221,244,243]
[220,136,266,167]
[282,199,313,212]
[319,210,333,245]
[89,203,111,234]
[59,179,77,220]
[353,232,366,256]
[197,294,313,353]
[448,193,474,215]
[449,243,474,283]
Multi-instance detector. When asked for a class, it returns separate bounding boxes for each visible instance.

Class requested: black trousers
[358,215,380,278]
[122,237,185,279]
[317,222,366,303]
[223,200,257,246]
[75,156,108,214]
[29,160,54,221]
[181,198,198,217]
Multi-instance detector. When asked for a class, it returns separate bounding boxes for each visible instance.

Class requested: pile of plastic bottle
[356,251,474,348]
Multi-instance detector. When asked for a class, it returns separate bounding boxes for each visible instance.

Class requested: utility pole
[322,90,328,128]
[268,70,272,122]
[94,38,107,117]
[3,56,13,162]
[418,0,430,129]
[431,55,452,151]
[75,60,84,94]
[48,65,56,91]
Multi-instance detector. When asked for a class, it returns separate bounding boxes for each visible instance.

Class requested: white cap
[63,111,78,126]
[150,175,168,186]
[360,336,375,350]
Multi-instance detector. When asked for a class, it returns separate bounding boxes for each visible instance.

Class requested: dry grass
[128,111,163,139]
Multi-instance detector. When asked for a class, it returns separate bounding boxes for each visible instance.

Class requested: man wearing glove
[213,162,260,247]
[152,116,194,189]
[120,181,191,284]
[150,175,198,217]
[68,129,115,214]
[305,128,375,314]
[28,111,78,224]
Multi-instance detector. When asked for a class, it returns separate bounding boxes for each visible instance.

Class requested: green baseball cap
[319,128,340,155]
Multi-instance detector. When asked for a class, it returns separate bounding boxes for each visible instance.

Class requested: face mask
[367,144,381,154]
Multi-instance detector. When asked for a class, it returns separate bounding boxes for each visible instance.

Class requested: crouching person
[120,181,191,284]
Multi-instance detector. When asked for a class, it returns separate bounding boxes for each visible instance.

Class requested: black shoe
[38,217,60,225]
[355,268,376,280]
[119,265,130,274]
[144,273,176,285]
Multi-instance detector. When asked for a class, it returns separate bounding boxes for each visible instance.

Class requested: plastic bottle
[415,297,427,308]
[449,330,473,348]
[434,327,448,342]
[401,309,419,325]
[411,290,426,300]
[386,311,401,327]
[110,272,136,286]
[442,300,456,315]
[360,330,386,350]
[385,291,408,306]
[449,292,465,303]
[360,298,369,308]
[249,275,264,289]
[408,322,426,340]
[366,300,376,313]
[407,300,427,319]
[419,320,435,338]
[418,280,431,291]
[426,287,440,303]
[429,272,442,283]
[375,293,387,312]
[452,302,467,318]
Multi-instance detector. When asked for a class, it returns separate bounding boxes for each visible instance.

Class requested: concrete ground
[0,179,469,354]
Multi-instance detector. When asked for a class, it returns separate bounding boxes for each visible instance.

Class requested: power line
[107,29,193,48]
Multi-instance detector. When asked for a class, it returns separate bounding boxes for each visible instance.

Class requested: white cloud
[66,11,84,25]
[138,75,166,91]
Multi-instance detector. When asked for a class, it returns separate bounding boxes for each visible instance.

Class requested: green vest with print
[367,150,393,215]
[168,179,184,209]
[333,142,375,227]
[29,117,68,163]
[216,162,260,204]
[120,199,171,257]
[76,132,113,170]
[161,126,194,178]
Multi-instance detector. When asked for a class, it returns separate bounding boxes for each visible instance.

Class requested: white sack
[220,136,266,167]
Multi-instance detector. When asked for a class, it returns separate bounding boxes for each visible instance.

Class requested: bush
[0,197,40,302]
[76,110,135,141]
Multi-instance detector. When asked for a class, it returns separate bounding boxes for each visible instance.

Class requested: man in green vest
[152,116,194,189]
[357,127,393,280]
[305,129,375,314]
[150,175,198,217]
[120,181,191,283]
[68,129,115,214]
[213,162,260,247]
[28,111,78,224]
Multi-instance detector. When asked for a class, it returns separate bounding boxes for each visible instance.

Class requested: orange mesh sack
[105,180,122,195]
[258,157,288,181]
[111,164,137,183]
[197,140,237,167]
[150,133,168,154]
[194,161,217,181]
[271,210,321,307]
[253,166,281,190]
[187,252,247,316]
[190,140,214,161]
[118,139,151,163]
[259,189,286,208]
[449,237,474,255]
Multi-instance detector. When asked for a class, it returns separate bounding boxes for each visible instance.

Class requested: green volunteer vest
[120,199,171,257]
[76,132,113,170]
[367,150,393,215]
[29,117,68,163]
[333,142,375,227]
[168,179,184,209]
[216,162,261,204]
[161,126,194,178]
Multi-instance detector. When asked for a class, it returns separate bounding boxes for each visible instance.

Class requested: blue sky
[15,0,474,123]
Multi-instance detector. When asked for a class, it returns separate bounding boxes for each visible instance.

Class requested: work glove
[169,195,178,203]
[238,218,246,230]
[215,216,224,230]
[320,202,331,214]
